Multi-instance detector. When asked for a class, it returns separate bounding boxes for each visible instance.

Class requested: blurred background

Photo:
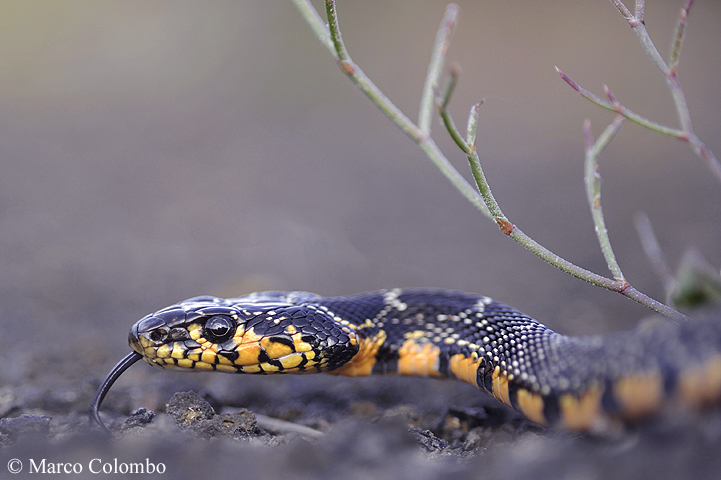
[0,1,719,394]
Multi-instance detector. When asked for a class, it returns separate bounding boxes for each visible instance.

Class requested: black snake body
[91,288,721,433]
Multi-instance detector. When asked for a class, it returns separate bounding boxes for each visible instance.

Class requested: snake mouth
[130,314,327,374]
[128,311,207,370]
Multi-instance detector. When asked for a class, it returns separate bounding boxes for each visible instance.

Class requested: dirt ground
[3,350,721,479]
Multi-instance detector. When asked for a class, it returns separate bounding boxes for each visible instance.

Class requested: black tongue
[89,351,143,434]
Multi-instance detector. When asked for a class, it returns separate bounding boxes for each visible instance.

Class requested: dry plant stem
[324,1,418,141]
[634,213,677,297]
[584,116,625,281]
[293,0,492,217]
[574,0,721,183]
[438,88,686,322]
[295,0,687,322]
[418,4,459,134]
[669,0,689,72]
[293,0,334,52]
[556,68,679,137]
[634,0,645,22]
[610,0,669,74]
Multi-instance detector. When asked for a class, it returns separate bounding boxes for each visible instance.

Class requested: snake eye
[204,315,235,343]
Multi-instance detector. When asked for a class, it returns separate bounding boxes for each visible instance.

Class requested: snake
[90,288,721,433]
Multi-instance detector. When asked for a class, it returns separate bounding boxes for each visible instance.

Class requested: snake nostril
[149,328,168,343]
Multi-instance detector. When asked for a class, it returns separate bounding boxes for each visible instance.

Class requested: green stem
[556,67,681,138]
[584,117,625,281]
[507,225,687,322]
[315,1,491,217]
[466,101,482,148]
[436,83,501,221]
[295,0,688,322]
[292,0,334,55]
[418,4,459,134]
[668,0,691,73]
[604,0,721,183]
[324,1,421,141]
[438,84,686,321]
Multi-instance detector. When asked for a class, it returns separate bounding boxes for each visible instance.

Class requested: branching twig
[293,0,491,217]
[293,0,688,322]
[560,0,721,183]
[584,116,625,281]
[437,84,684,321]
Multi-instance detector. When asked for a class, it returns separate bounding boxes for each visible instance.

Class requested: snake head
[129,294,360,374]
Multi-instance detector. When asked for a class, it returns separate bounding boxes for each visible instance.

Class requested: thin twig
[556,67,680,138]
[418,4,459,134]
[584,116,625,281]
[300,0,491,216]
[324,1,421,142]
[438,81,685,321]
[293,0,334,55]
[466,100,483,150]
[634,212,677,299]
[436,67,473,156]
[634,0,645,23]
[570,0,721,183]
[609,0,668,75]
[668,0,691,74]
[294,0,688,322]
[436,82,504,222]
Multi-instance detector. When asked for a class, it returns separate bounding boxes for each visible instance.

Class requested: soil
[2,340,721,480]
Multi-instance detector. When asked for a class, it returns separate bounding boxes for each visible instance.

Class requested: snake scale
[91,288,721,433]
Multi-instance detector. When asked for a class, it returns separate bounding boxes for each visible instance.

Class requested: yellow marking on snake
[678,354,721,408]
[397,338,441,377]
[193,361,214,371]
[176,358,194,368]
[259,362,280,373]
[290,332,313,353]
[188,324,203,340]
[332,330,384,377]
[449,352,480,386]
[491,366,512,407]
[613,373,663,417]
[155,344,171,359]
[260,337,294,359]
[516,388,546,425]
[278,352,306,370]
[234,344,262,366]
[240,329,263,345]
[200,350,216,365]
[170,342,185,359]
[233,327,246,340]
[559,386,604,430]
